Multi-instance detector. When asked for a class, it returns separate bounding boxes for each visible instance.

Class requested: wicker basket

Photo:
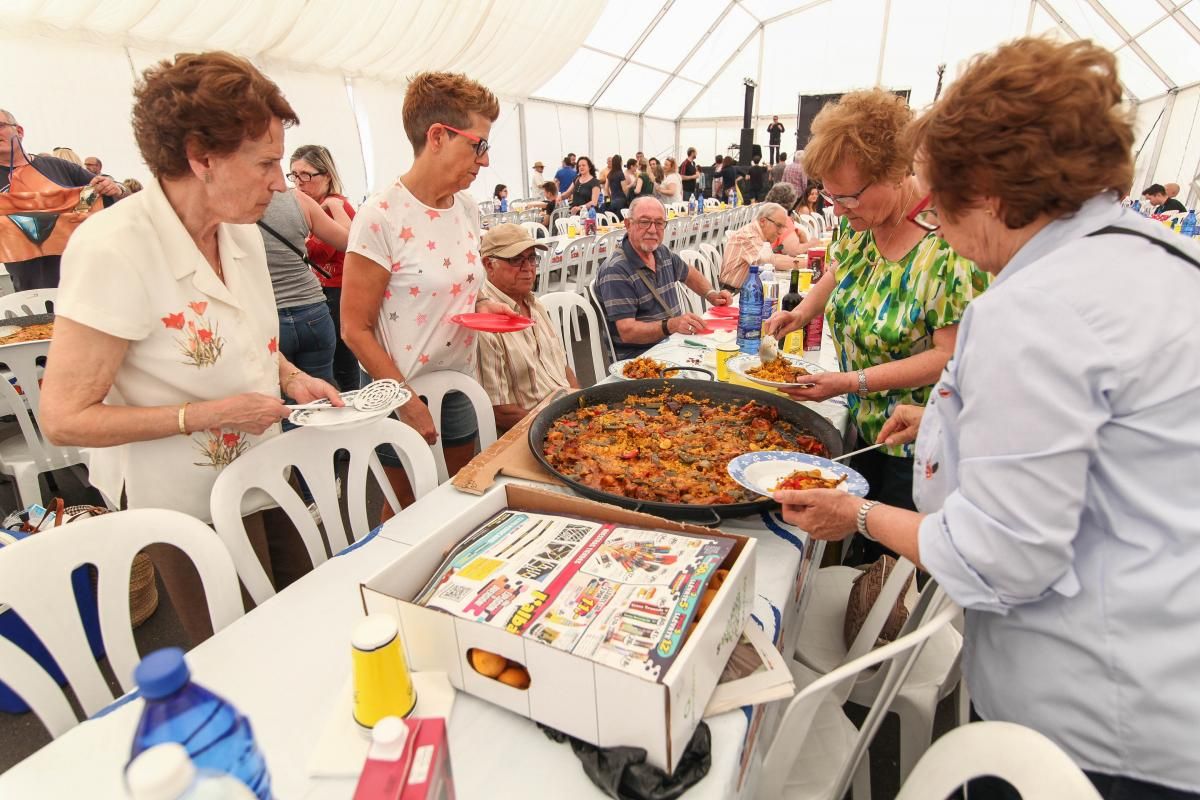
[61,504,160,629]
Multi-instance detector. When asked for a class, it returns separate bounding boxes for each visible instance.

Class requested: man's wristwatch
[661,318,670,336]
[856,500,880,539]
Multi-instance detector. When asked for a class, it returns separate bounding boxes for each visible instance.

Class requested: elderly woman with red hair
[40,52,340,644]
[777,38,1200,798]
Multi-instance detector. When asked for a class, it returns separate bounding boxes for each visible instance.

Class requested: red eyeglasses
[435,123,490,158]
[907,194,940,232]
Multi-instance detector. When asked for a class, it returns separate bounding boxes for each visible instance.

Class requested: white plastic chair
[757,595,960,800]
[558,235,593,294]
[0,508,242,736]
[896,721,1103,800]
[0,288,56,319]
[677,250,709,310]
[583,283,618,366]
[698,243,723,288]
[209,418,437,604]
[406,371,497,483]
[794,562,963,783]
[0,340,88,507]
[540,291,606,386]
[619,208,631,220]
[520,221,550,240]
[553,215,581,236]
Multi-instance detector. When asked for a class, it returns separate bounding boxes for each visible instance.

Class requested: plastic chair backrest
[583,283,617,365]
[521,221,550,240]
[0,339,85,475]
[895,721,1103,800]
[209,418,437,604]
[539,291,606,385]
[0,288,56,319]
[698,243,723,287]
[0,509,242,734]
[406,370,497,483]
[756,600,960,800]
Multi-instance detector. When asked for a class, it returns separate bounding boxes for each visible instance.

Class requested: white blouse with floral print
[56,177,281,521]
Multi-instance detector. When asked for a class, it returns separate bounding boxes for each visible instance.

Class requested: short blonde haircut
[403,71,499,155]
[905,37,1133,228]
[52,147,83,166]
[803,89,913,185]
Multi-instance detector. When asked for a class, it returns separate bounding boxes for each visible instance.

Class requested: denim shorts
[360,370,479,467]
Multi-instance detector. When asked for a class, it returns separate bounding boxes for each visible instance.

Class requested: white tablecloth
[0,335,853,799]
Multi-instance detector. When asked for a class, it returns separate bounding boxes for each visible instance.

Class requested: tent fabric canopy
[3,0,1199,206]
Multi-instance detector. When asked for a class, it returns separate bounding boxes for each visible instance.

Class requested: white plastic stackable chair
[209,418,438,604]
[896,722,1103,800]
[677,250,709,310]
[794,561,963,783]
[553,215,581,236]
[520,221,551,240]
[558,235,593,294]
[540,291,606,387]
[0,288,56,319]
[756,594,960,800]
[0,508,242,737]
[536,248,564,297]
[406,371,497,484]
[619,208,631,220]
[571,235,609,295]
[698,243,723,288]
[0,339,88,507]
[583,283,618,366]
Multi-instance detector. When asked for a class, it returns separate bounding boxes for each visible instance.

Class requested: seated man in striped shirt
[476,224,579,431]
[594,196,732,359]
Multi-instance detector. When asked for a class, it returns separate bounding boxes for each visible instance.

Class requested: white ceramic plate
[727,353,825,388]
[607,358,684,381]
[287,386,412,429]
[727,451,870,498]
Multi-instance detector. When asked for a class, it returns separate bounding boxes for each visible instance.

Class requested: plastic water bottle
[688,193,697,216]
[598,190,606,211]
[498,197,508,213]
[728,189,736,207]
[1182,209,1197,238]
[127,743,256,800]
[737,264,764,355]
[1131,199,1141,214]
[130,649,271,800]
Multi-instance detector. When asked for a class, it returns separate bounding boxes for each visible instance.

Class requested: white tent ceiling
[3,0,1198,205]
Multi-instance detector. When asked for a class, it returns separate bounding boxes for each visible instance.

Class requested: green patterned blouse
[827,217,989,457]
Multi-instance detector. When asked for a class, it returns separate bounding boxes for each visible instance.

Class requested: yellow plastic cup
[798,270,813,291]
[351,614,416,728]
[567,224,578,238]
[716,343,739,381]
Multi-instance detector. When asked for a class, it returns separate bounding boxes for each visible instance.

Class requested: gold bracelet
[178,402,190,436]
[281,369,302,397]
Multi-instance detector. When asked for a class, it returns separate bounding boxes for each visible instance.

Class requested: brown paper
[451,390,566,495]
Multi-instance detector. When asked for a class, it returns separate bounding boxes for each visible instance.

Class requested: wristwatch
[856,500,880,539]
[661,318,670,336]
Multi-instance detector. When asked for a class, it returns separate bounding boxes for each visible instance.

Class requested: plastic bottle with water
[130,649,271,800]
[1130,199,1141,214]
[688,193,697,216]
[127,743,256,800]
[1182,209,1197,238]
[498,196,508,213]
[737,264,764,355]
[728,188,737,207]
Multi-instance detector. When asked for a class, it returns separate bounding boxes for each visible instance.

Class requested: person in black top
[767,116,785,162]
[605,154,630,213]
[0,108,125,290]
[563,156,601,213]
[715,156,739,202]
[1145,183,1186,214]
[679,147,700,199]
[747,154,768,203]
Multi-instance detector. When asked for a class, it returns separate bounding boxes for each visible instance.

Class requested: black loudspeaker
[738,129,755,166]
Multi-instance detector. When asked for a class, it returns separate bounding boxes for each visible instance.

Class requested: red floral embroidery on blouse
[268,337,278,354]
[188,301,208,315]
[162,312,185,329]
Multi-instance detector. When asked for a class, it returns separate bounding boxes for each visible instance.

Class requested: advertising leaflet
[414,510,734,683]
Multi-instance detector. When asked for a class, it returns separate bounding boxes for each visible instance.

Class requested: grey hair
[793,150,804,163]
[0,109,15,125]
[764,182,797,209]
[628,196,665,217]
[755,202,785,220]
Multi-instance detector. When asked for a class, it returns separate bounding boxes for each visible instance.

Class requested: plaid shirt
[475,280,570,411]
[595,237,691,358]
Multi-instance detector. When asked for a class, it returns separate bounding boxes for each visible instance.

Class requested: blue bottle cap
[135,648,191,699]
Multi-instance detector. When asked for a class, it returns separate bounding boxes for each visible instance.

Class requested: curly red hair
[905,37,1133,228]
[133,51,298,179]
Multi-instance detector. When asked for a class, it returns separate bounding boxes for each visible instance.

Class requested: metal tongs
[758,333,780,364]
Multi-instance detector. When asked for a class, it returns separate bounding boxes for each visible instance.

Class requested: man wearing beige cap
[477,223,578,431]
[529,160,550,197]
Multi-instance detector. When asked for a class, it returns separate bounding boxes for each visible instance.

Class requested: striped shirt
[475,280,570,412]
[594,237,691,359]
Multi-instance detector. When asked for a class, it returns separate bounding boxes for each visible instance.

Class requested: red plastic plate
[449,313,535,333]
[707,305,739,318]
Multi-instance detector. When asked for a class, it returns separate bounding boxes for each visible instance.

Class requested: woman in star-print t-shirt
[341,71,511,512]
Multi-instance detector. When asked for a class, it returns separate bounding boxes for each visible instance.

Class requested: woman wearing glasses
[775,39,1200,798]
[290,145,359,392]
[341,71,513,512]
[766,89,986,559]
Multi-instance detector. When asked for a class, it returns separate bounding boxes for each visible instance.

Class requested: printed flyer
[414,510,734,682]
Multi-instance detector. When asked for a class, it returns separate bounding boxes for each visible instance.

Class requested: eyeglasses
[287,170,324,183]
[497,253,539,268]
[631,219,667,230]
[907,194,940,232]
[820,183,871,210]
[762,217,789,230]
[0,122,16,130]
[437,123,490,158]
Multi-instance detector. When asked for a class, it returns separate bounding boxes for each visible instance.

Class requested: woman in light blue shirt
[775,38,1200,799]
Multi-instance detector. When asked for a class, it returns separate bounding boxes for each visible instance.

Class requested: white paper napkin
[307,671,457,778]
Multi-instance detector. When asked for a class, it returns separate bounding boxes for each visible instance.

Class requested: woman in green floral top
[767,89,987,556]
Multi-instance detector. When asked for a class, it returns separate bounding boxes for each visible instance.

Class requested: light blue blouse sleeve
[918,288,1117,613]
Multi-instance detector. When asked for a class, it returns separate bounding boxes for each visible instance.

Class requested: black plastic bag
[539,721,711,800]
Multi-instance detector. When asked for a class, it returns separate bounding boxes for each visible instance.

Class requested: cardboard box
[361,485,755,772]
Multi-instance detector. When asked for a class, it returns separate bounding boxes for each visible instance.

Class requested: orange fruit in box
[468,648,507,678]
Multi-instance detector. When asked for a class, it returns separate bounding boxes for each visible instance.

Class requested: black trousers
[768,143,780,162]
[963,706,1200,800]
[842,436,915,565]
